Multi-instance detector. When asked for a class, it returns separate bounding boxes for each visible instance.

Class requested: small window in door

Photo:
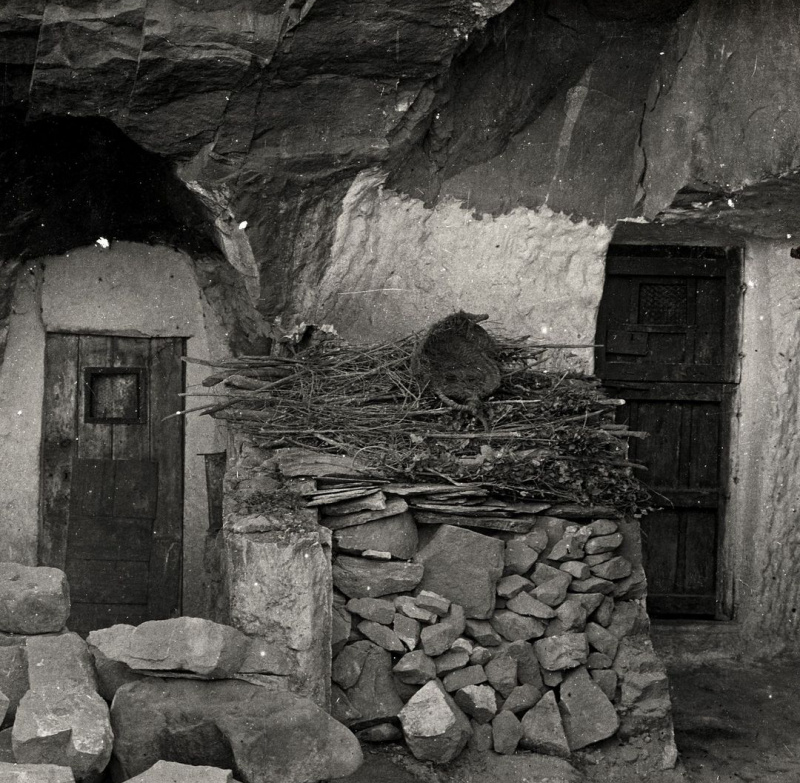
[84,367,146,424]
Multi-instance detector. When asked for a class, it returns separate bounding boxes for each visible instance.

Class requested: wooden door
[40,334,184,634]
[595,245,742,618]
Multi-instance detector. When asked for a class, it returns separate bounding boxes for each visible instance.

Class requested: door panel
[596,245,741,618]
[40,333,184,635]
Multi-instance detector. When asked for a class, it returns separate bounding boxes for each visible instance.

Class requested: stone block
[502,683,542,714]
[394,596,437,624]
[534,634,589,671]
[13,689,113,781]
[332,512,418,560]
[415,591,450,617]
[559,561,591,580]
[413,525,504,619]
[590,556,632,581]
[419,604,466,657]
[485,655,517,698]
[506,591,556,619]
[469,646,492,666]
[554,597,589,632]
[520,690,570,758]
[0,564,69,635]
[25,634,98,695]
[357,621,404,652]
[568,576,614,595]
[442,665,487,692]
[496,575,532,599]
[585,622,619,659]
[464,620,502,647]
[507,640,544,689]
[398,681,471,764]
[333,556,423,599]
[503,540,538,575]
[393,614,420,651]
[591,669,618,701]
[531,579,570,608]
[559,666,619,750]
[584,519,618,537]
[453,684,498,723]
[110,678,362,783]
[584,533,624,555]
[434,648,470,675]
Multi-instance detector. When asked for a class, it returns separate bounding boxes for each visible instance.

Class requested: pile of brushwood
[187,321,650,515]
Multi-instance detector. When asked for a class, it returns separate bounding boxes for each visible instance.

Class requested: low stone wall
[217,442,678,770]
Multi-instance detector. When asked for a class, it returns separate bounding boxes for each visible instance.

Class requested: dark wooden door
[40,334,184,634]
[595,245,742,618]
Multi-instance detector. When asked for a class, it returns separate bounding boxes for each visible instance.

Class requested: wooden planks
[111,337,150,459]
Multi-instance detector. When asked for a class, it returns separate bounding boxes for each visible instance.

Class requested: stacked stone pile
[0,563,362,783]
[291,457,675,766]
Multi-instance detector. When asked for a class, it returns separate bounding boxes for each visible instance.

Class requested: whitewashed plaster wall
[300,170,612,372]
[0,242,229,616]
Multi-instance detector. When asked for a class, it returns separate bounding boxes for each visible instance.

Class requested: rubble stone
[398,681,472,764]
[395,596,437,624]
[542,670,564,687]
[532,579,570,608]
[559,561,591,580]
[413,525,504,619]
[492,710,523,755]
[506,592,556,619]
[333,512,418,560]
[0,692,8,727]
[534,634,589,671]
[453,684,498,723]
[468,721,493,752]
[554,597,589,632]
[357,620,405,652]
[323,498,409,529]
[585,622,620,659]
[394,614,421,650]
[591,557,633,581]
[442,665,487,692]
[346,643,404,725]
[587,652,614,669]
[608,601,650,638]
[502,683,542,714]
[110,678,362,783]
[464,620,502,647]
[331,685,361,725]
[584,552,615,566]
[451,637,474,655]
[547,527,588,561]
[490,611,545,642]
[469,647,492,666]
[570,592,605,615]
[393,650,437,685]
[584,533,624,555]
[332,596,352,657]
[0,643,28,725]
[612,566,648,600]
[559,666,619,750]
[346,597,395,624]
[584,519,619,537]
[520,691,570,758]
[434,649,470,675]
[332,643,371,689]
[507,641,544,689]
[496,575,532,599]
[524,529,549,553]
[591,669,618,701]
[569,576,614,595]
[357,723,403,743]
[420,605,466,657]
[485,655,517,698]
[0,564,69,635]
[415,591,450,617]
[333,556,424,598]
[503,541,538,575]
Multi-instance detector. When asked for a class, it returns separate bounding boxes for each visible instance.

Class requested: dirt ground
[667,658,800,783]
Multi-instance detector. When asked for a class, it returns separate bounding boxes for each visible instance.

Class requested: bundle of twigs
[184,326,650,514]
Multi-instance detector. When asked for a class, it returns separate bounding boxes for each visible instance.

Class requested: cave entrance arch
[595,244,742,619]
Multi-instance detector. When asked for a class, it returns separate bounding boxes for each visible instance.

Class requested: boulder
[345,643,404,726]
[559,666,619,750]
[333,557,424,598]
[125,761,241,782]
[520,690,570,758]
[333,512,419,560]
[110,678,363,783]
[413,526,504,619]
[0,564,69,635]
[0,643,28,726]
[12,689,112,781]
[398,681,472,763]
[88,619,250,678]
[0,763,75,782]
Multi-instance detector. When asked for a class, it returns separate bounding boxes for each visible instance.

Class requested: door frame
[595,243,744,620]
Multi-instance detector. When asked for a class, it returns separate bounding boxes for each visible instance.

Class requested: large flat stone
[110,678,362,783]
[413,525,504,619]
[333,557,424,599]
[0,565,69,635]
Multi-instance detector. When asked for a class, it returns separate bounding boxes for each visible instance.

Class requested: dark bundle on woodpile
[185,317,650,514]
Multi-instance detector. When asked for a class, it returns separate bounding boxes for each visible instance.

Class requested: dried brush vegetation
[185,325,651,515]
